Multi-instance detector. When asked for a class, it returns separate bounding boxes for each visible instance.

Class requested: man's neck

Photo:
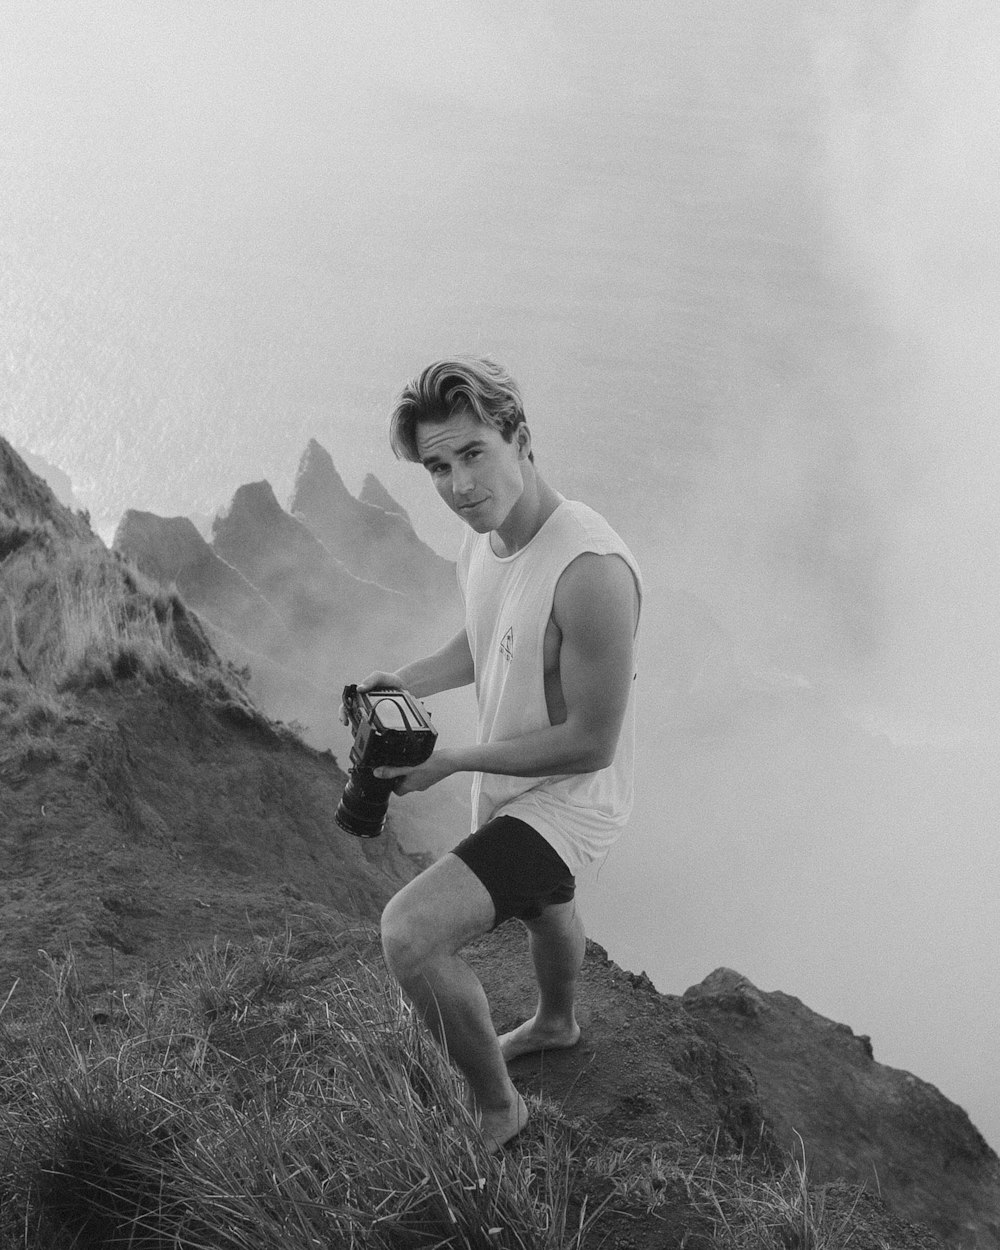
[491,473,561,556]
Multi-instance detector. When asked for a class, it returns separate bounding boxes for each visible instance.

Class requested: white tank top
[457,497,642,875]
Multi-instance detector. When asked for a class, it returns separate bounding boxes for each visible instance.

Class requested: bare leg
[381,854,528,1150]
[498,898,584,1061]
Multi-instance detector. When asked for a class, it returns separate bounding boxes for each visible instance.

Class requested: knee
[380,894,431,988]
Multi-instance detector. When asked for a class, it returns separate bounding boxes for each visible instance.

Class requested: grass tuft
[0,932,610,1250]
[683,1134,863,1249]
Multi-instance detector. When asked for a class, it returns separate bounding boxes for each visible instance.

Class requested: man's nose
[453,465,475,496]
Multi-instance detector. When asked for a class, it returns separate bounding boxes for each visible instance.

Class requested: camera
[335,684,438,838]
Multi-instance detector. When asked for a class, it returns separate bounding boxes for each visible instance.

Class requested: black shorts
[452,814,575,928]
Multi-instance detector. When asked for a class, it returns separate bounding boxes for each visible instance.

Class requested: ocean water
[5,2,999,1152]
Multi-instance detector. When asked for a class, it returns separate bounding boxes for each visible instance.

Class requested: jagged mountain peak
[291,438,353,512]
[287,440,457,606]
[359,472,410,522]
[114,511,210,583]
[213,480,286,538]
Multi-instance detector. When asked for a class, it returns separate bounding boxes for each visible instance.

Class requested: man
[348,357,641,1149]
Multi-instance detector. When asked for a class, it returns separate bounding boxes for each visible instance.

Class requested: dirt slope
[1,677,419,995]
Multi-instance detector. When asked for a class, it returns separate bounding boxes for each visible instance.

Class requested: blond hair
[388,357,530,462]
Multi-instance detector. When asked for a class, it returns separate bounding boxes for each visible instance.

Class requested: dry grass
[0,685,67,734]
[0,931,874,1250]
[684,1138,864,1249]
[0,537,246,714]
[576,1134,866,1250]
[0,930,604,1250]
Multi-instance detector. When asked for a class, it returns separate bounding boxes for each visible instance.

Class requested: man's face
[416,409,529,533]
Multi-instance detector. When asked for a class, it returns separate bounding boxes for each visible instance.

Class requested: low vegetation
[0,930,601,1250]
[0,929,871,1250]
[1,534,247,717]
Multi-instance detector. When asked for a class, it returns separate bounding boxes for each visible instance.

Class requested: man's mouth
[458,499,487,511]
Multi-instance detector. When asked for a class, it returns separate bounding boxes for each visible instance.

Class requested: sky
[4,0,1000,1155]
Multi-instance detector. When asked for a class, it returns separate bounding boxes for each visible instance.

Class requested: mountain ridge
[290,437,457,605]
[113,441,464,740]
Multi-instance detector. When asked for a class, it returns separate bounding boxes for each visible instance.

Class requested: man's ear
[517,423,532,459]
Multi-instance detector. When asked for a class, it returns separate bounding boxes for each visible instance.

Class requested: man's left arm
[380,552,639,793]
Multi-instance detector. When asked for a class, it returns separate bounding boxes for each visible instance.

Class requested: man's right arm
[391,627,475,698]
[355,628,475,703]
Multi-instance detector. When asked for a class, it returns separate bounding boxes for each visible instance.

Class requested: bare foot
[478,1092,529,1152]
[498,1014,581,1062]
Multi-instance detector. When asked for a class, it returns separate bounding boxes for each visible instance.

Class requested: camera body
[335,684,437,838]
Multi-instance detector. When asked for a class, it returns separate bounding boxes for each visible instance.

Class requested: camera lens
[335,770,394,838]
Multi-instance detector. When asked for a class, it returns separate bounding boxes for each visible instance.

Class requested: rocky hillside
[1,438,418,993]
[4,435,998,1247]
[683,969,1000,1248]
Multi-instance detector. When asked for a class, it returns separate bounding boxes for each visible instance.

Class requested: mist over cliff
[8,436,999,1246]
[5,0,999,1154]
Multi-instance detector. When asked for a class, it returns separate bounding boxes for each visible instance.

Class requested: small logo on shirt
[499,626,514,663]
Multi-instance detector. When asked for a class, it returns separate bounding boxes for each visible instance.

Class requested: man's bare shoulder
[552,551,640,634]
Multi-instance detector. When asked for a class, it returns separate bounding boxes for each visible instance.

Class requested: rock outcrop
[683,967,1000,1248]
[469,924,770,1157]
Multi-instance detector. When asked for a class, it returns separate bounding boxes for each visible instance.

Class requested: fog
[4,2,999,1150]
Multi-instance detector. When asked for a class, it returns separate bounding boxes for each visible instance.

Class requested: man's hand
[340,632,474,725]
[374,749,458,795]
[338,671,404,726]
